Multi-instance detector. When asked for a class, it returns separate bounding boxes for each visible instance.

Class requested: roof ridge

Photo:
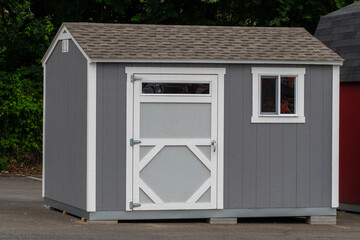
[63,22,306,30]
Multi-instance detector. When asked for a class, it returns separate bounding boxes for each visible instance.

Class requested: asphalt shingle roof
[63,22,342,62]
[315,1,360,82]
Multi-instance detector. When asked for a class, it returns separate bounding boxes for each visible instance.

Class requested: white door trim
[125,67,225,211]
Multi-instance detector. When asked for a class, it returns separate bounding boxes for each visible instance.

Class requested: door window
[142,83,210,94]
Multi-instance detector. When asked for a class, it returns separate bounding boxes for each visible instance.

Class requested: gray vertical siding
[225,65,333,209]
[96,63,127,211]
[45,40,87,210]
[96,63,333,211]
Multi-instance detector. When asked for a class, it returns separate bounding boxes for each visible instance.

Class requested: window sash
[259,75,297,116]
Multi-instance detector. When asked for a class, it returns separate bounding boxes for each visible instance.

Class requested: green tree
[0,0,53,170]
[30,0,137,29]
[130,0,357,33]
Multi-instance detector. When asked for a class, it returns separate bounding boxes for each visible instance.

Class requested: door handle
[211,140,217,152]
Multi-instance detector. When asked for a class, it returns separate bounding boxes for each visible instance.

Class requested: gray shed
[42,23,343,223]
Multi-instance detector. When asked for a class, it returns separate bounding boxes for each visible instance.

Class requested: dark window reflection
[280,77,295,114]
[261,77,277,113]
[142,83,209,94]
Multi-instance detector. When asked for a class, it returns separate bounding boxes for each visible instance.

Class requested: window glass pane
[281,77,296,114]
[140,103,211,138]
[261,77,277,114]
[142,83,209,94]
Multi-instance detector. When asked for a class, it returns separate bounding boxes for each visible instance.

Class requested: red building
[315,2,360,212]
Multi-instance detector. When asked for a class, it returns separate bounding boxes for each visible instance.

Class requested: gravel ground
[1,175,360,240]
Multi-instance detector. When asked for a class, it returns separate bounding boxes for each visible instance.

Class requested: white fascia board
[332,65,340,208]
[93,58,343,66]
[41,24,90,66]
[86,62,97,212]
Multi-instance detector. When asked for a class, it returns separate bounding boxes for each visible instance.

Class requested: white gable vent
[62,39,69,53]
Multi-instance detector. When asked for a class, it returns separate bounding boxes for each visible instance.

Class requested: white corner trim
[86,62,97,212]
[93,58,343,66]
[332,65,340,208]
[41,25,90,65]
[42,65,46,198]
[251,67,306,124]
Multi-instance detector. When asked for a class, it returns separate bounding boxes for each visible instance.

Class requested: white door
[126,69,224,211]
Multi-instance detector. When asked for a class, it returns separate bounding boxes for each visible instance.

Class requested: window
[62,39,69,53]
[260,76,296,115]
[142,83,209,94]
[252,67,305,123]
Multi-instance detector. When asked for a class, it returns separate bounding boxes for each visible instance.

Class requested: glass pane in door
[140,103,211,138]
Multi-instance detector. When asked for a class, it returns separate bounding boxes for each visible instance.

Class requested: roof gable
[43,22,343,64]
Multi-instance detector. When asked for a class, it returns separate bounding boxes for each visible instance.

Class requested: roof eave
[89,58,344,66]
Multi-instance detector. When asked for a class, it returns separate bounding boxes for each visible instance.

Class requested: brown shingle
[64,22,343,62]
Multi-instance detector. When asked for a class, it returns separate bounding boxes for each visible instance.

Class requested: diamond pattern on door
[140,145,211,204]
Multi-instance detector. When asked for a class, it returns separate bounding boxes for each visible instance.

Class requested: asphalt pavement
[1,175,360,240]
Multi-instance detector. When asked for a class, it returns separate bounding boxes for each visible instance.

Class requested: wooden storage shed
[315,1,360,213]
[42,23,343,223]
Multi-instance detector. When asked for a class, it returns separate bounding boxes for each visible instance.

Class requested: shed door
[130,74,220,211]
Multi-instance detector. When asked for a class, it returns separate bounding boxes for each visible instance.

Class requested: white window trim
[251,67,306,123]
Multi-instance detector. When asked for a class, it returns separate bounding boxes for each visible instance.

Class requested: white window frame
[251,67,306,123]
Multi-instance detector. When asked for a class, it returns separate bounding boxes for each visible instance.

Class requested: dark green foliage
[131,0,216,25]
[0,67,43,152]
[0,0,357,171]
[0,157,6,171]
[0,0,53,169]
[0,1,53,71]
[131,0,357,34]
[30,0,138,29]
